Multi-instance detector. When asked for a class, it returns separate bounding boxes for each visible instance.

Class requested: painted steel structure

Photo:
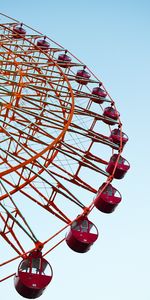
[0,13,129,294]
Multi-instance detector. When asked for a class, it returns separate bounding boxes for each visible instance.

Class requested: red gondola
[36,37,50,52]
[91,84,107,104]
[12,24,26,39]
[14,250,53,299]
[109,128,128,146]
[75,68,91,85]
[66,217,98,253]
[106,154,130,179]
[94,183,122,213]
[103,106,120,125]
[57,52,72,68]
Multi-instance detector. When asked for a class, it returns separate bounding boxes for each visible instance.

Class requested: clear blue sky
[0,1,150,299]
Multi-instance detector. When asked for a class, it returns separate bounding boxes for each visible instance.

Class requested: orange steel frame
[0,13,124,282]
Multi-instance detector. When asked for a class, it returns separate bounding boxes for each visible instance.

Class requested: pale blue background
[0,1,150,299]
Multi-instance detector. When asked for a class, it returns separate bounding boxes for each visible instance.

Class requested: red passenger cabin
[109,129,128,146]
[66,217,98,253]
[106,154,130,179]
[14,250,53,299]
[94,183,122,213]
[91,84,107,104]
[36,37,50,52]
[12,24,26,39]
[57,52,72,68]
[75,67,91,85]
[103,106,120,125]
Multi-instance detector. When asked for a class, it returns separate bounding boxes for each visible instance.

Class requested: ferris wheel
[0,13,130,298]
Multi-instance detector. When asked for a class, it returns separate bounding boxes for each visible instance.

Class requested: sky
[0,0,150,299]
